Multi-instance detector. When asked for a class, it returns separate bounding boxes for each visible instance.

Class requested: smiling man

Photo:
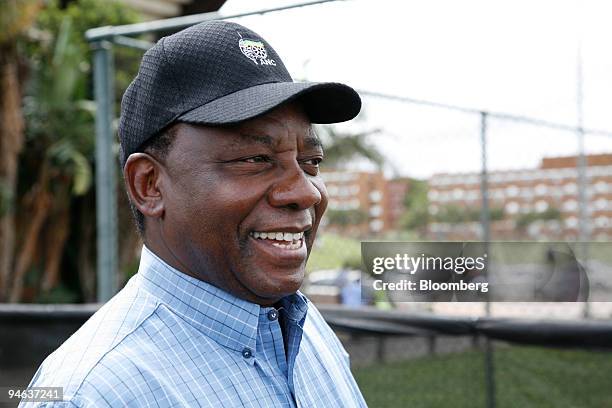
[23,21,366,408]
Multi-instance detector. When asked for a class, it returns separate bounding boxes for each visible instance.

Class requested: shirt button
[242,348,252,359]
[267,309,278,321]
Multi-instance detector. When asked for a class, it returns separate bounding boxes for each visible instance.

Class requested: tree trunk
[0,44,25,301]
[9,164,51,302]
[77,193,96,302]
[41,198,70,292]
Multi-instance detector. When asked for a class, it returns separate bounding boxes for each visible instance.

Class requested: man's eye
[302,158,323,166]
[243,155,270,163]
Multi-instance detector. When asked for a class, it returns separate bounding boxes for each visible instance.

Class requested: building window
[595,181,609,194]
[565,216,579,228]
[369,190,382,202]
[370,219,384,232]
[369,205,382,217]
[506,185,519,197]
[491,189,504,199]
[562,200,578,212]
[535,184,548,195]
[595,216,609,228]
[535,200,549,212]
[506,202,520,214]
[564,182,578,195]
[595,198,608,211]
[466,190,479,200]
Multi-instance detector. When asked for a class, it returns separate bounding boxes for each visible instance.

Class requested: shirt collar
[136,245,308,353]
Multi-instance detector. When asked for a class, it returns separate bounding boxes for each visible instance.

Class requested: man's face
[156,104,327,305]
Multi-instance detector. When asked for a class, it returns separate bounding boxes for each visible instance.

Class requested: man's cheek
[315,180,329,214]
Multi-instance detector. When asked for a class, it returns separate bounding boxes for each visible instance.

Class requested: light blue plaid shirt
[22,246,366,407]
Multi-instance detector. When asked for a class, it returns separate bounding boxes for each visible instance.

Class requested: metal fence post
[92,40,118,302]
[479,111,496,408]
[480,111,491,314]
[480,112,490,242]
[576,37,591,317]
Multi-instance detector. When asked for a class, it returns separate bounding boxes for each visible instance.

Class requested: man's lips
[251,230,304,247]
[248,228,310,264]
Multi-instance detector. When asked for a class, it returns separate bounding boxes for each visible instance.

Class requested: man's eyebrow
[305,128,323,149]
[234,130,323,149]
[235,133,274,147]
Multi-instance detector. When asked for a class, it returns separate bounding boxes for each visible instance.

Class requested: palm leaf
[318,126,384,168]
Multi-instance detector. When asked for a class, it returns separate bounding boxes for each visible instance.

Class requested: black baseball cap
[118,20,361,166]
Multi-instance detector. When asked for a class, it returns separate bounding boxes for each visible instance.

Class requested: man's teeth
[251,231,304,249]
[252,231,303,241]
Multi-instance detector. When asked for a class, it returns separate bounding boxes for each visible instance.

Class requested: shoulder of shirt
[303,299,333,333]
[26,275,161,404]
[302,298,350,360]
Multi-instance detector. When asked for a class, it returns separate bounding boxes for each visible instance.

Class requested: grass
[353,345,612,408]
[307,233,361,272]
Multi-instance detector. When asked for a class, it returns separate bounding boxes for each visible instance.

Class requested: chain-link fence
[309,89,612,407]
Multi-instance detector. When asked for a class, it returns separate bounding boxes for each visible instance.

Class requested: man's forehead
[215,105,322,149]
[230,127,322,149]
[169,103,323,152]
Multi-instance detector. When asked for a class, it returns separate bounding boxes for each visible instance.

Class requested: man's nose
[268,166,322,210]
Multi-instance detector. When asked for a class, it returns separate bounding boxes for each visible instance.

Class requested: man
[23,20,366,407]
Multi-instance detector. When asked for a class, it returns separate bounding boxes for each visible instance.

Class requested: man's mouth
[249,231,304,250]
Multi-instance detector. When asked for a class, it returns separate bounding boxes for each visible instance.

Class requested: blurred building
[427,153,612,240]
[321,170,410,236]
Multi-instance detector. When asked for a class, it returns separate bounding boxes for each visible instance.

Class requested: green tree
[400,178,429,231]
[325,209,369,227]
[8,0,140,302]
[432,204,505,224]
[316,126,385,169]
[0,0,42,300]
[516,207,561,228]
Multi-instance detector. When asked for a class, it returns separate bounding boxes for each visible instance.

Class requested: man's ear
[124,153,166,219]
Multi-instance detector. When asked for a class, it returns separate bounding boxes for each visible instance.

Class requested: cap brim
[176,81,361,125]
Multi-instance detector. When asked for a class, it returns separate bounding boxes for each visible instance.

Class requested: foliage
[23,16,93,196]
[433,204,505,224]
[401,178,429,230]
[0,0,42,44]
[9,0,141,302]
[307,233,361,272]
[34,283,80,303]
[516,207,562,228]
[22,0,140,196]
[30,0,141,102]
[325,208,369,226]
[316,125,385,169]
[0,181,13,218]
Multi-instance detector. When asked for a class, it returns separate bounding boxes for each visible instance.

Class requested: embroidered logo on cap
[238,34,276,66]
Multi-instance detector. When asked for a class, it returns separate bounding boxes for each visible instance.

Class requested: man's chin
[246,267,305,302]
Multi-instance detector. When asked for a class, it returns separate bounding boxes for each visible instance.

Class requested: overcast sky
[220,0,612,178]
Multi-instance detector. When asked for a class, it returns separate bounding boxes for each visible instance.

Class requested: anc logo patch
[238,36,276,66]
